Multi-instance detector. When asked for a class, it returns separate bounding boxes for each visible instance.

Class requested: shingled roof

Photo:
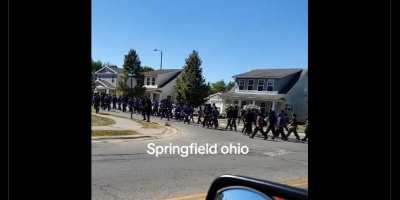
[143,69,182,76]
[232,69,302,78]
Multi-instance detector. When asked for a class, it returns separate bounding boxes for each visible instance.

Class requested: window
[146,77,150,85]
[247,79,254,90]
[260,102,266,113]
[304,85,308,96]
[267,79,275,91]
[233,100,239,105]
[241,101,247,107]
[247,100,253,105]
[151,77,156,85]
[284,104,293,112]
[238,80,245,90]
[257,80,265,91]
[167,95,171,100]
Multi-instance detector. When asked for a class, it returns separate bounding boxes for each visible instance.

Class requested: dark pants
[142,110,150,121]
[244,122,253,135]
[184,114,191,124]
[286,126,300,140]
[153,107,159,116]
[225,118,237,130]
[197,115,203,124]
[112,102,116,109]
[161,108,169,120]
[264,125,276,139]
[103,103,110,111]
[276,126,287,140]
[283,125,289,132]
[117,103,121,110]
[134,106,139,113]
[203,115,209,127]
[250,125,264,138]
[122,104,127,112]
[238,117,245,125]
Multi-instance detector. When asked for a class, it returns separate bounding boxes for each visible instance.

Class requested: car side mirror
[205,175,308,200]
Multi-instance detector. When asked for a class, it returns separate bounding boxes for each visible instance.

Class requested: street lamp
[154,49,163,70]
[128,69,135,119]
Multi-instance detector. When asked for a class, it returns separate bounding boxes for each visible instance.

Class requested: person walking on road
[263,111,277,140]
[276,113,287,140]
[285,113,301,141]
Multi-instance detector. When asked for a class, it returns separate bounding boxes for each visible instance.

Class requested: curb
[91,125,180,141]
[92,135,151,141]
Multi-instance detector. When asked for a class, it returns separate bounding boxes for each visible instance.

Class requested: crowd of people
[91,92,308,142]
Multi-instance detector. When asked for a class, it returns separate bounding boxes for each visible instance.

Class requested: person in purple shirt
[210,107,219,129]
[183,105,193,124]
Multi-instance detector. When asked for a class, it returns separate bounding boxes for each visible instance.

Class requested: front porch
[95,81,116,95]
[222,99,283,114]
[145,88,163,101]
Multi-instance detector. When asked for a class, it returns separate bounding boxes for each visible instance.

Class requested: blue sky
[92,0,308,83]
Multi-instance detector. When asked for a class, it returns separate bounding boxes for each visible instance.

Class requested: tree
[103,62,118,68]
[91,59,103,72]
[141,66,154,72]
[226,81,235,92]
[116,49,146,97]
[211,79,227,94]
[210,80,236,94]
[173,50,210,106]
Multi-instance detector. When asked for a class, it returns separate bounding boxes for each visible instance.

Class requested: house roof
[232,69,303,78]
[158,70,183,88]
[111,67,123,74]
[221,69,306,100]
[95,66,123,74]
[143,69,182,76]
[208,93,222,98]
[96,79,116,89]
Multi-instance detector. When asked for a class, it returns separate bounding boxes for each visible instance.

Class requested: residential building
[143,69,183,101]
[94,67,125,95]
[220,69,308,122]
[206,93,223,111]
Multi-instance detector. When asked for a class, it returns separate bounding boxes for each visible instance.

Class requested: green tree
[91,59,103,72]
[174,50,210,106]
[103,62,118,68]
[117,49,146,97]
[211,79,227,94]
[141,66,154,72]
[226,81,236,92]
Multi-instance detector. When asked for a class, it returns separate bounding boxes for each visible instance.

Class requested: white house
[206,93,224,112]
[94,67,125,95]
[220,69,308,122]
[94,66,142,95]
[142,69,183,101]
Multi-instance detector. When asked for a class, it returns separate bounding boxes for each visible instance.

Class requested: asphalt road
[92,110,308,200]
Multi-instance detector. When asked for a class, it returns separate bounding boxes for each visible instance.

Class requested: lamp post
[128,69,135,119]
[154,49,163,70]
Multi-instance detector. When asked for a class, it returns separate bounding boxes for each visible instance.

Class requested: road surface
[92,110,308,200]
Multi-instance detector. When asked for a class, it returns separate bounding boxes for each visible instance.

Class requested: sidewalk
[92,113,177,140]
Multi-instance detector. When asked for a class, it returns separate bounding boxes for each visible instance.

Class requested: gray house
[220,69,308,122]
